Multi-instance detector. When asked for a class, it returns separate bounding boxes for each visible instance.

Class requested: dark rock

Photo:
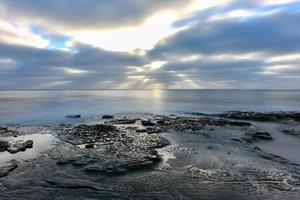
[24,140,33,148]
[219,111,300,122]
[0,140,9,152]
[85,144,94,149]
[141,120,155,126]
[6,140,34,154]
[146,127,162,134]
[156,120,165,125]
[242,131,273,142]
[0,163,18,177]
[0,126,8,133]
[109,119,137,124]
[102,115,114,119]
[66,114,81,118]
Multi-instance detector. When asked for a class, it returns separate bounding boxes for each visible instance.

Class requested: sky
[0,0,300,89]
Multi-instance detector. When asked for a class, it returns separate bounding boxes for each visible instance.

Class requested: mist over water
[1,90,300,124]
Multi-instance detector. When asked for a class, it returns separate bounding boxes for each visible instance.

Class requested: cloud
[0,42,148,89]
[0,0,300,89]
[0,0,192,30]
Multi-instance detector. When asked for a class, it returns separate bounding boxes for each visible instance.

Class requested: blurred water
[0,90,300,124]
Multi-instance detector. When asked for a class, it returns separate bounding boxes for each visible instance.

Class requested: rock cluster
[0,140,33,154]
[219,111,300,122]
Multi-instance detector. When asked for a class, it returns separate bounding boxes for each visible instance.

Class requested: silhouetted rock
[102,115,114,119]
[85,144,94,149]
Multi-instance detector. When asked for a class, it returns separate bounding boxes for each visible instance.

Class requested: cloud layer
[0,0,299,89]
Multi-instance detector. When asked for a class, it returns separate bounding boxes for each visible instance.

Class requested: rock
[7,140,34,154]
[0,140,9,152]
[242,131,273,142]
[141,120,155,126]
[102,115,114,119]
[253,132,273,140]
[66,114,81,119]
[109,119,137,124]
[59,124,119,145]
[24,140,33,148]
[85,144,94,149]
[0,126,8,134]
[0,163,18,177]
[156,120,165,125]
[282,127,300,138]
[219,111,300,122]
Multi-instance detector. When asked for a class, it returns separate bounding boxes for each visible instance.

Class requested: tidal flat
[1,112,300,199]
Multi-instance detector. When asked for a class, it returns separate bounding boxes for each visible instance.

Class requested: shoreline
[1,112,300,199]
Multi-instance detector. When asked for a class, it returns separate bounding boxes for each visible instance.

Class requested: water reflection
[0,132,57,167]
[0,90,300,124]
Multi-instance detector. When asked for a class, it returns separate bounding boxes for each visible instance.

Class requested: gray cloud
[152,11,300,57]
[0,0,192,30]
[0,43,148,89]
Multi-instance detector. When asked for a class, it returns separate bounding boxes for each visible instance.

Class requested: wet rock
[219,111,300,122]
[141,120,155,126]
[102,115,114,119]
[59,124,119,145]
[24,140,33,148]
[0,126,8,134]
[85,144,94,149]
[0,163,18,177]
[0,140,9,152]
[109,119,137,124]
[65,114,81,119]
[282,127,300,138]
[242,131,273,142]
[253,132,273,140]
[146,127,162,134]
[7,140,34,154]
[156,120,166,125]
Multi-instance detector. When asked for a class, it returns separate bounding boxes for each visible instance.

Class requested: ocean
[1,89,300,124]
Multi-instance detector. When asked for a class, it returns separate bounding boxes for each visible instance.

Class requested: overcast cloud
[0,0,299,89]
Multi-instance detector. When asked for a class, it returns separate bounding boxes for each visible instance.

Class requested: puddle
[0,132,57,167]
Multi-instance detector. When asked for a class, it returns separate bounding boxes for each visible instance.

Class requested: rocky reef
[1,112,300,199]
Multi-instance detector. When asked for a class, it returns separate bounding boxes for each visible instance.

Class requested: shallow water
[0,132,57,167]
[254,122,300,165]
[1,90,300,124]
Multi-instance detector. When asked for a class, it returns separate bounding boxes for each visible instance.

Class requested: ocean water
[0,90,300,124]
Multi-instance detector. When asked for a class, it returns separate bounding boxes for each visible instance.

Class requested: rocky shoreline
[1,112,300,199]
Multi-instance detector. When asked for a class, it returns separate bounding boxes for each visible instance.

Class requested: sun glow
[68,12,178,52]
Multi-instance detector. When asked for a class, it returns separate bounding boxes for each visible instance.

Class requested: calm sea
[0,90,300,124]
